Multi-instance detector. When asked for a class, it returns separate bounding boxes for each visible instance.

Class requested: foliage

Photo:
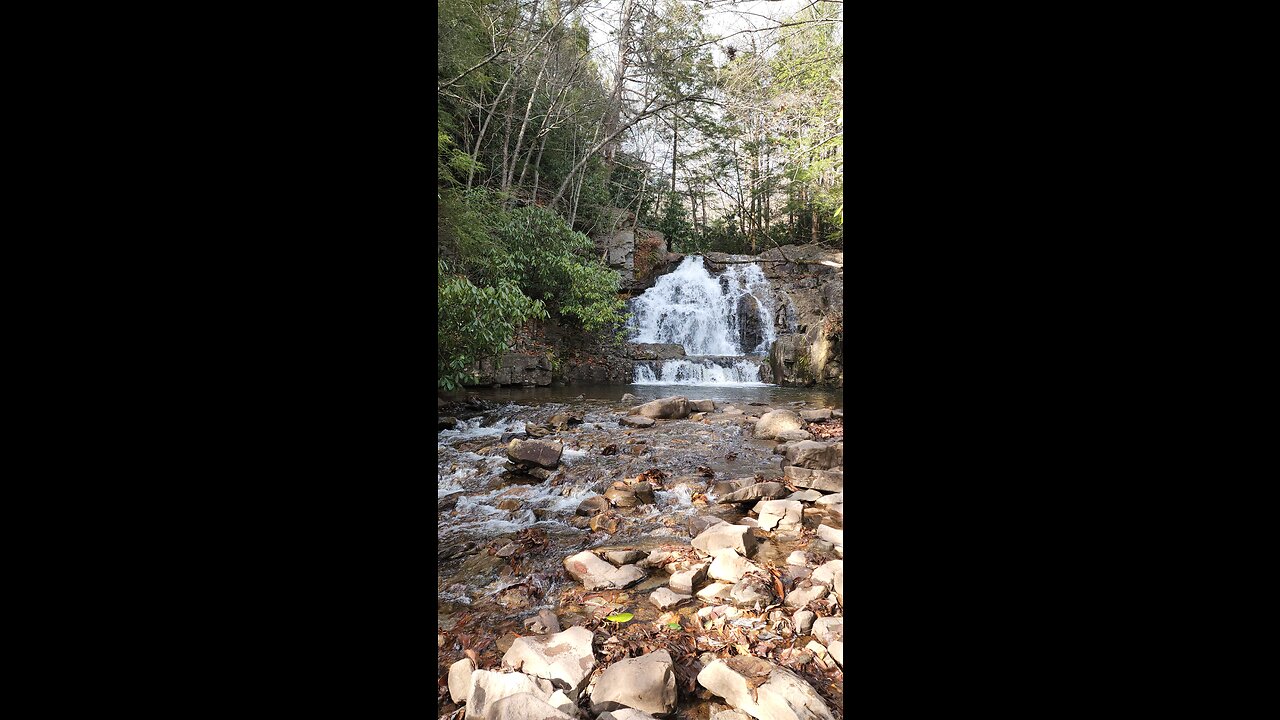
[437,259,547,390]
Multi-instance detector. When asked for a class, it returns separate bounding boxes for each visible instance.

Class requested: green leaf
[668,622,681,630]
[605,612,634,623]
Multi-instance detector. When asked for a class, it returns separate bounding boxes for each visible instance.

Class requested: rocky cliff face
[593,208,683,294]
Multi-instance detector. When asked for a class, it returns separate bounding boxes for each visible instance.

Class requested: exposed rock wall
[593,208,683,294]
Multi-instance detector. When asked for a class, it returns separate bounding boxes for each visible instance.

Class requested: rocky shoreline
[438,395,844,720]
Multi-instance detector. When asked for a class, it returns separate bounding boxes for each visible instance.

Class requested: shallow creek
[437,385,844,719]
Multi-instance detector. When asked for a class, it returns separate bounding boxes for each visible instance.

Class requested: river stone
[449,657,475,703]
[633,482,655,505]
[799,408,832,422]
[708,547,762,583]
[697,658,834,720]
[826,641,843,668]
[696,582,734,600]
[576,495,610,516]
[784,580,829,608]
[523,609,562,635]
[691,524,757,557]
[590,514,621,534]
[564,551,647,590]
[784,441,838,470]
[485,693,574,720]
[690,399,715,412]
[814,492,842,505]
[688,515,730,537]
[805,641,833,670]
[547,690,578,716]
[711,712,752,720]
[600,711,660,720]
[754,410,804,439]
[464,670,555,720]
[775,429,812,442]
[507,439,564,469]
[711,478,752,496]
[439,416,458,430]
[502,625,597,697]
[717,482,789,503]
[786,551,808,567]
[636,396,690,420]
[811,617,843,646]
[784,467,843,492]
[549,411,584,429]
[525,423,553,438]
[753,500,802,531]
[621,393,639,402]
[605,485,639,507]
[729,578,772,607]
[650,586,692,609]
[668,563,708,594]
[621,416,655,428]
[591,649,677,716]
[606,550,647,566]
[816,525,842,547]
[811,560,842,587]
[793,609,815,635]
[788,489,823,502]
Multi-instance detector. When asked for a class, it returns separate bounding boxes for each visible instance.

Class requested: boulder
[816,525,842,547]
[799,409,832,422]
[711,479,752,497]
[774,429,812,442]
[564,551,647,590]
[547,690,578,716]
[754,410,804,439]
[649,587,692,609]
[464,670,555,720]
[788,489,823,502]
[591,649,678,716]
[826,640,843,668]
[784,441,838,470]
[813,492,843,506]
[708,547,762,583]
[717,482,789,504]
[729,578,773,607]
[753,500,803,531]
[439,416,458,430]
[636,396,691,419]
[449,657,474,703]
[605,550,647,566]
[485,694,574,720]
[690,399,715,412]
[783,467,843,492]
[549,412,584,430]
[784,580,828,608]
[507,439,564,469]
[688,515,730,537]
[502,625,597,697]
[605,485,639,507]
[668,563,708,594]
[697,658,834,720]
[621,416,656,428]
[576,495,610,516]
[691,524,757,557]
[632,482,655,505]
[525,423,553,438]
[696,582,734,601]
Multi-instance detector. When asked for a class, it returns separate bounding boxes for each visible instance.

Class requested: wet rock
[568,516,592,529]
[832,408,843,418]
[717,482,789,503]
[772,442,793,456]
[507,439,564,469]
[775,429,812,442]
[526,423,553,438]
[708,547,763,583]
[650,587,692,609]
[784,441,838,470]
[439,491,466,511]
[590,514,622,533]
[591,649,678,716]
[632,482,655,505]
[486,693,574,720]
[605,485,639,507]
[605,550,647,566]
[502,625,597,697]
[523,609,562,635]
[753,500,803,531]
[576,495,610,516]
[809,539,834,554]
[816,524,842,547]
[784,580,829,608]
[783,467,843,492]
[786,551,808,566]
[691,524,757,557]
[621,393,639,402]
[788,489,823,502]
[549,411,584,430]
[811,617,843,646]
[636,396,691,420]
[690,399,715,412]
[729,578,773,607]
[527,467,552,481]
[696,582,734,600]
[793,610,815,635]
[621,416,656,428]
[563,551,647,590]
[688,515,729,537]
[449,657,474,703]
[697,657,834,720]
[439,416,458,430]
[711,478,751,496]
[668,563,708,594]
[814,492,842,505]
[464,670,555,720]
[799,409,832,422]
[754,410,804,439]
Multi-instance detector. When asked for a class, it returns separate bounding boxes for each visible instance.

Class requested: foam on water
[634,358,769,386]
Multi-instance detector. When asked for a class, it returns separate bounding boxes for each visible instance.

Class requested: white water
[629,256,776,384]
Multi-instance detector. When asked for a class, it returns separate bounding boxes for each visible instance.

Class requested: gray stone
[793,610,815,635]
[708,547,762,583]
[784,581,829,608]
[711,479,752,497]
[754,410,804,439]
[784,466,843,492]
[697,658,834,720]
[788,489,823,502]
[799,409,832,422]
[564,551,647,590]
[649,587,692,610]
[485,694,574,720]
[811,617,842,646]
[696,582,734,600]
[668,563,708,594]
[786,551,808,567]
[502,626,597,697]
[810,560,842,587]
[826,641,842,669]
[729,579,773,608]
[636,396,690,419]
[690,399,715,412]
[752,500,803,531]
[621,393,639,402]
[688,515,730,537]
[774,429,812,442]
[547,690,578,716]
[621,415,656,428]
[691,524,757,557]
[523,609,562,635]
[606,550,648,566]
[784,441,838,470]
[717,482,789,504]
[813,492,842,506]
[816,525,842,547]
[464,670,555,720]
[832,408,842,418]
[599,711,660,720]
[507,439,564,470]
[449,657,474,703]
[591,649,677,716]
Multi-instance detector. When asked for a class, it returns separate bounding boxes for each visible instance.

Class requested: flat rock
[816,525,842,547]
[697,658,834,720]
[696,582,734,600]
[799,408,832,422]
[485,693,574,720]
[814,492,842,506]
[668,563,708,594]
[621,416,656,428]
[784,580,829,608]
[606,550,648,566]
[754,410,804,439]
[636,396,690,419]
[502,625,597,697]
[507,439,564,469]
[786,551,808,566]
[564,551,647,590]
[774,429,812,442]
[717,482,789,504]
[691,524,757,557]
[708,547,762,583]
[729,578,773,608]
[650,587,693,609]
[812,617,843,646]
[784,441,838,470]
[788,489,823,502]
[784,467,843,492]
[688,515,730,537]
[465,670,555,720]
[591,649,677,716]
[689,399,715,412]
[752,500,803,531]
[449,657,474,703]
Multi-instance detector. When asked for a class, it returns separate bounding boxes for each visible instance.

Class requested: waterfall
[629,256,776,385]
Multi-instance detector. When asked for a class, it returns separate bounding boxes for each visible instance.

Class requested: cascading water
[629,256,777,385]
